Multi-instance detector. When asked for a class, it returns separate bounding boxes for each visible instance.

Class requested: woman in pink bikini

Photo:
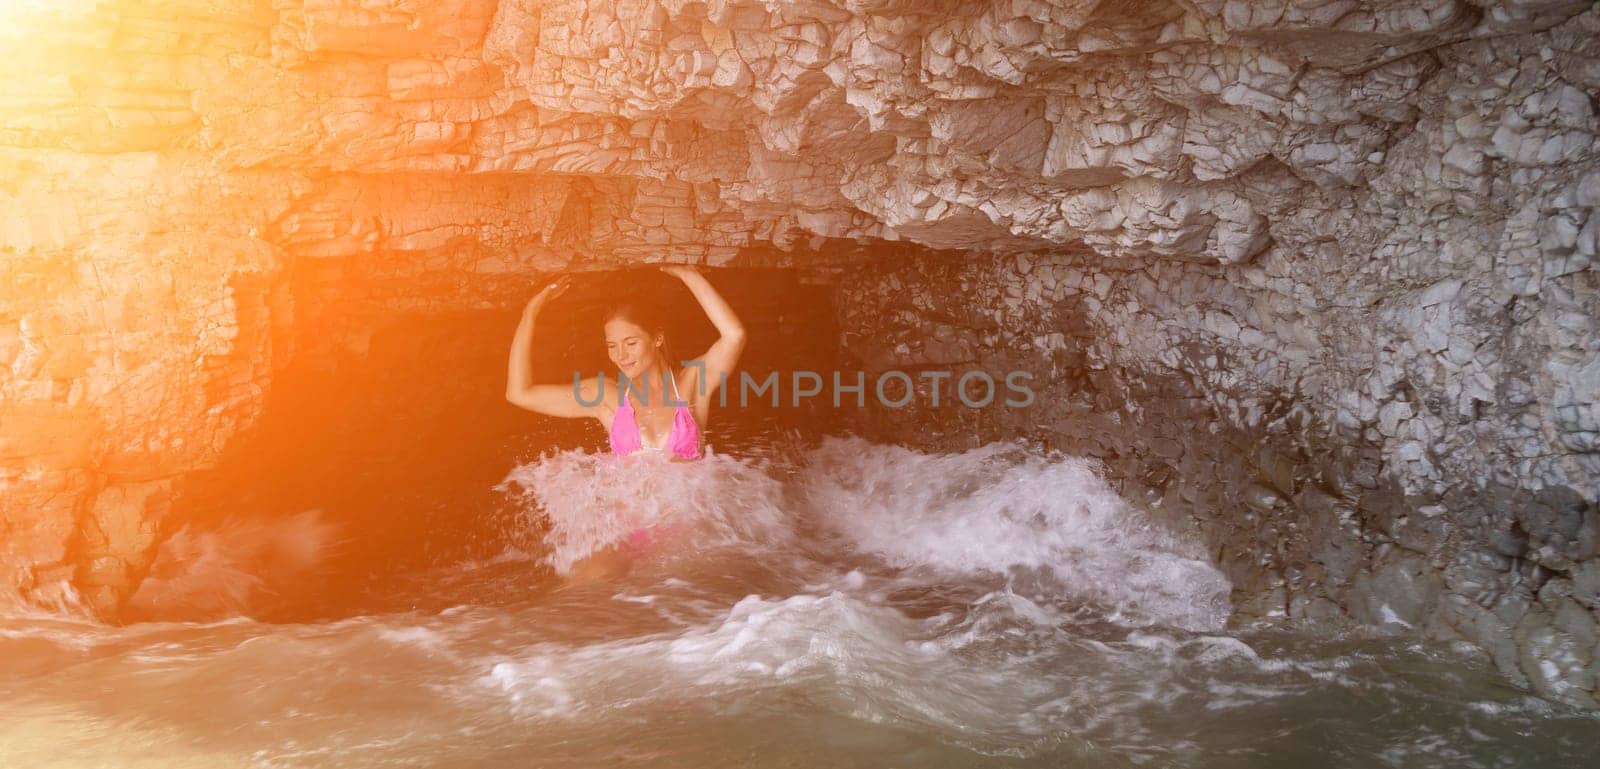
[503,265,746,578]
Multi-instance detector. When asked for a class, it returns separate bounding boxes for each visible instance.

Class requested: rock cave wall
[822,7,1600,704]
[1,0,1597,701]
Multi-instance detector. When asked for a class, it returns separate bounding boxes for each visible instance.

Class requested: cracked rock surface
[1,0,1597,703]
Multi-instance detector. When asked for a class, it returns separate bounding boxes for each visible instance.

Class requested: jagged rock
[0,0,1597,706]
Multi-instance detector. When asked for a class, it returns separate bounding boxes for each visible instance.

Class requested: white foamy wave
[478,590,1061,745]
[498,450,791,575]
[796,437,1231,631]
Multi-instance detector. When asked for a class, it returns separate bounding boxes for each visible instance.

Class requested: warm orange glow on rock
[0,8,1596,717]
[0,0,83,22]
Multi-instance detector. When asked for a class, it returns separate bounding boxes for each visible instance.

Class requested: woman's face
[605,317,659,381]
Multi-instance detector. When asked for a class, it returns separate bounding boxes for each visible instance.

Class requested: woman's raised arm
[661,265,746,411]
[505,276,599,418]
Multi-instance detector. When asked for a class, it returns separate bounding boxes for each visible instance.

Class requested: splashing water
[0,438,1594,768]
[498,449,791,575]
[124,510,343,622]
[798,439,1230,631]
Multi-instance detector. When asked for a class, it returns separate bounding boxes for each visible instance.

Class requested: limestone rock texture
[0,0,1597,700]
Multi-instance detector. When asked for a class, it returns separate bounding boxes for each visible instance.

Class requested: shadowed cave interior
[160,266,851,621]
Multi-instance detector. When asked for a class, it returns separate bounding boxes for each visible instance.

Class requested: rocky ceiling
[4,0,1588,271]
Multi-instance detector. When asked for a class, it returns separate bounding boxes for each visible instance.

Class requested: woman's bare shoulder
[676,364,708,399]
[577,376,621,424]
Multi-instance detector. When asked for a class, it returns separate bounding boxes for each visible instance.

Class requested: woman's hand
[525,275,572,313]
[659,264,702,282]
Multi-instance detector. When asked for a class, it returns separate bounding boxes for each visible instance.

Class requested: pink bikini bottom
[619,519,690,555]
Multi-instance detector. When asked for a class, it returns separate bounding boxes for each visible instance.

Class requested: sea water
[1,438,1595,767]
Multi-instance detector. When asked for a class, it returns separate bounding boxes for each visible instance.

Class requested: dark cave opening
[158,266,850,621]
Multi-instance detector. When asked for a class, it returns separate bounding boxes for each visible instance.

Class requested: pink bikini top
[609,370,702,460]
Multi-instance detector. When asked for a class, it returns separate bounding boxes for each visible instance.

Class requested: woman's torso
[606,367,701,460]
